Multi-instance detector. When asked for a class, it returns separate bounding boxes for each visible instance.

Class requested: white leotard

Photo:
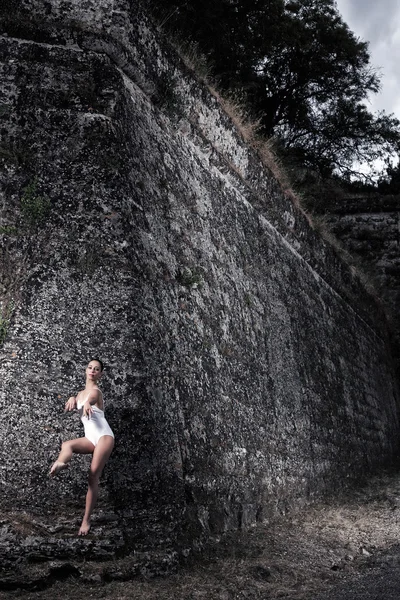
[77,388,114,447]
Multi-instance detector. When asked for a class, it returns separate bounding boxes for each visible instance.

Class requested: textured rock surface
[0,0,399,578]
[322,194,400,345]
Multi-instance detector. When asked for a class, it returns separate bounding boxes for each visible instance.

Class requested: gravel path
[313,544,400,600]
[2,467,400,600]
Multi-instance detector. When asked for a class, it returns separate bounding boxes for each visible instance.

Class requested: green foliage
[151,0,400,181]
[20,179,51,226]
[244,292,253,308]
[177,266,203,288]
[0,103,11,117]
[0,225,18,235]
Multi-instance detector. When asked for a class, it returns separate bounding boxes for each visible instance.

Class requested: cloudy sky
[335,0,400,118]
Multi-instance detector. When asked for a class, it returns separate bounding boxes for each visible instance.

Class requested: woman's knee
[61,440,73,452]
[88,469,101,486]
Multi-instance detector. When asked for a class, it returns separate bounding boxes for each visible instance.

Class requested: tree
[151,0,400,180]
[377,159,400,194]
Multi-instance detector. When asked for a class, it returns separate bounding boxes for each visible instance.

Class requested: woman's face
[86,360,102,383]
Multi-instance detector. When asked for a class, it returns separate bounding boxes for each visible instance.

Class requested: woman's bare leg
[79,435,114,536]
[50,437,94,476]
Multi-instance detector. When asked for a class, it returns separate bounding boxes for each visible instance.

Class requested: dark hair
[89,358,104,371]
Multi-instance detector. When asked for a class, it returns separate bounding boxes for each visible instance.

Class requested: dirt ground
[3,467,400,600]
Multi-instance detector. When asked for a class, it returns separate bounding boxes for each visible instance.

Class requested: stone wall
[322,194,400,347]
[0,0,399,573]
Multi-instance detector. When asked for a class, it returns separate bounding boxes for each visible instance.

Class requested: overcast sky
[335,0,400,118]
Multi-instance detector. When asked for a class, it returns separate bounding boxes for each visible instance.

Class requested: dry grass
[6,467,400,600]
[167,34,296,201]
[161,34,391,312]
[170,40,379,297]
[161,20,386,316]
[205,85,299,205]
[172,40,212,85]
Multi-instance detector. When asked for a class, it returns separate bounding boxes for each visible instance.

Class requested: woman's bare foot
[78,519,91,536]
[49,461,68,477]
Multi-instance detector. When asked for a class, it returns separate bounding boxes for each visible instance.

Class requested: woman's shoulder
[78,387,102,402]
[90,386,104,405]
[82,386,102,395]
[92,386,103,399]
[93,387,104,408]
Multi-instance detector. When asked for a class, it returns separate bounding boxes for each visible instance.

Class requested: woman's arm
[64,396,77,411]
[83,389,100,418]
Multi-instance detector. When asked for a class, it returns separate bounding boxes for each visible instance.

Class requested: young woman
[50,359,115,536]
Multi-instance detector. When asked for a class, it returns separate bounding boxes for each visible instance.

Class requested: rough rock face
[0,0,399,579]
[322,194,400,347]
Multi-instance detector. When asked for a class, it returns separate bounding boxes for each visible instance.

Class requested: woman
[50,359,115,536]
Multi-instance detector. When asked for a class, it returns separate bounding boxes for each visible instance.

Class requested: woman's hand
[64,396,77,412]
[83,401,93,418]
